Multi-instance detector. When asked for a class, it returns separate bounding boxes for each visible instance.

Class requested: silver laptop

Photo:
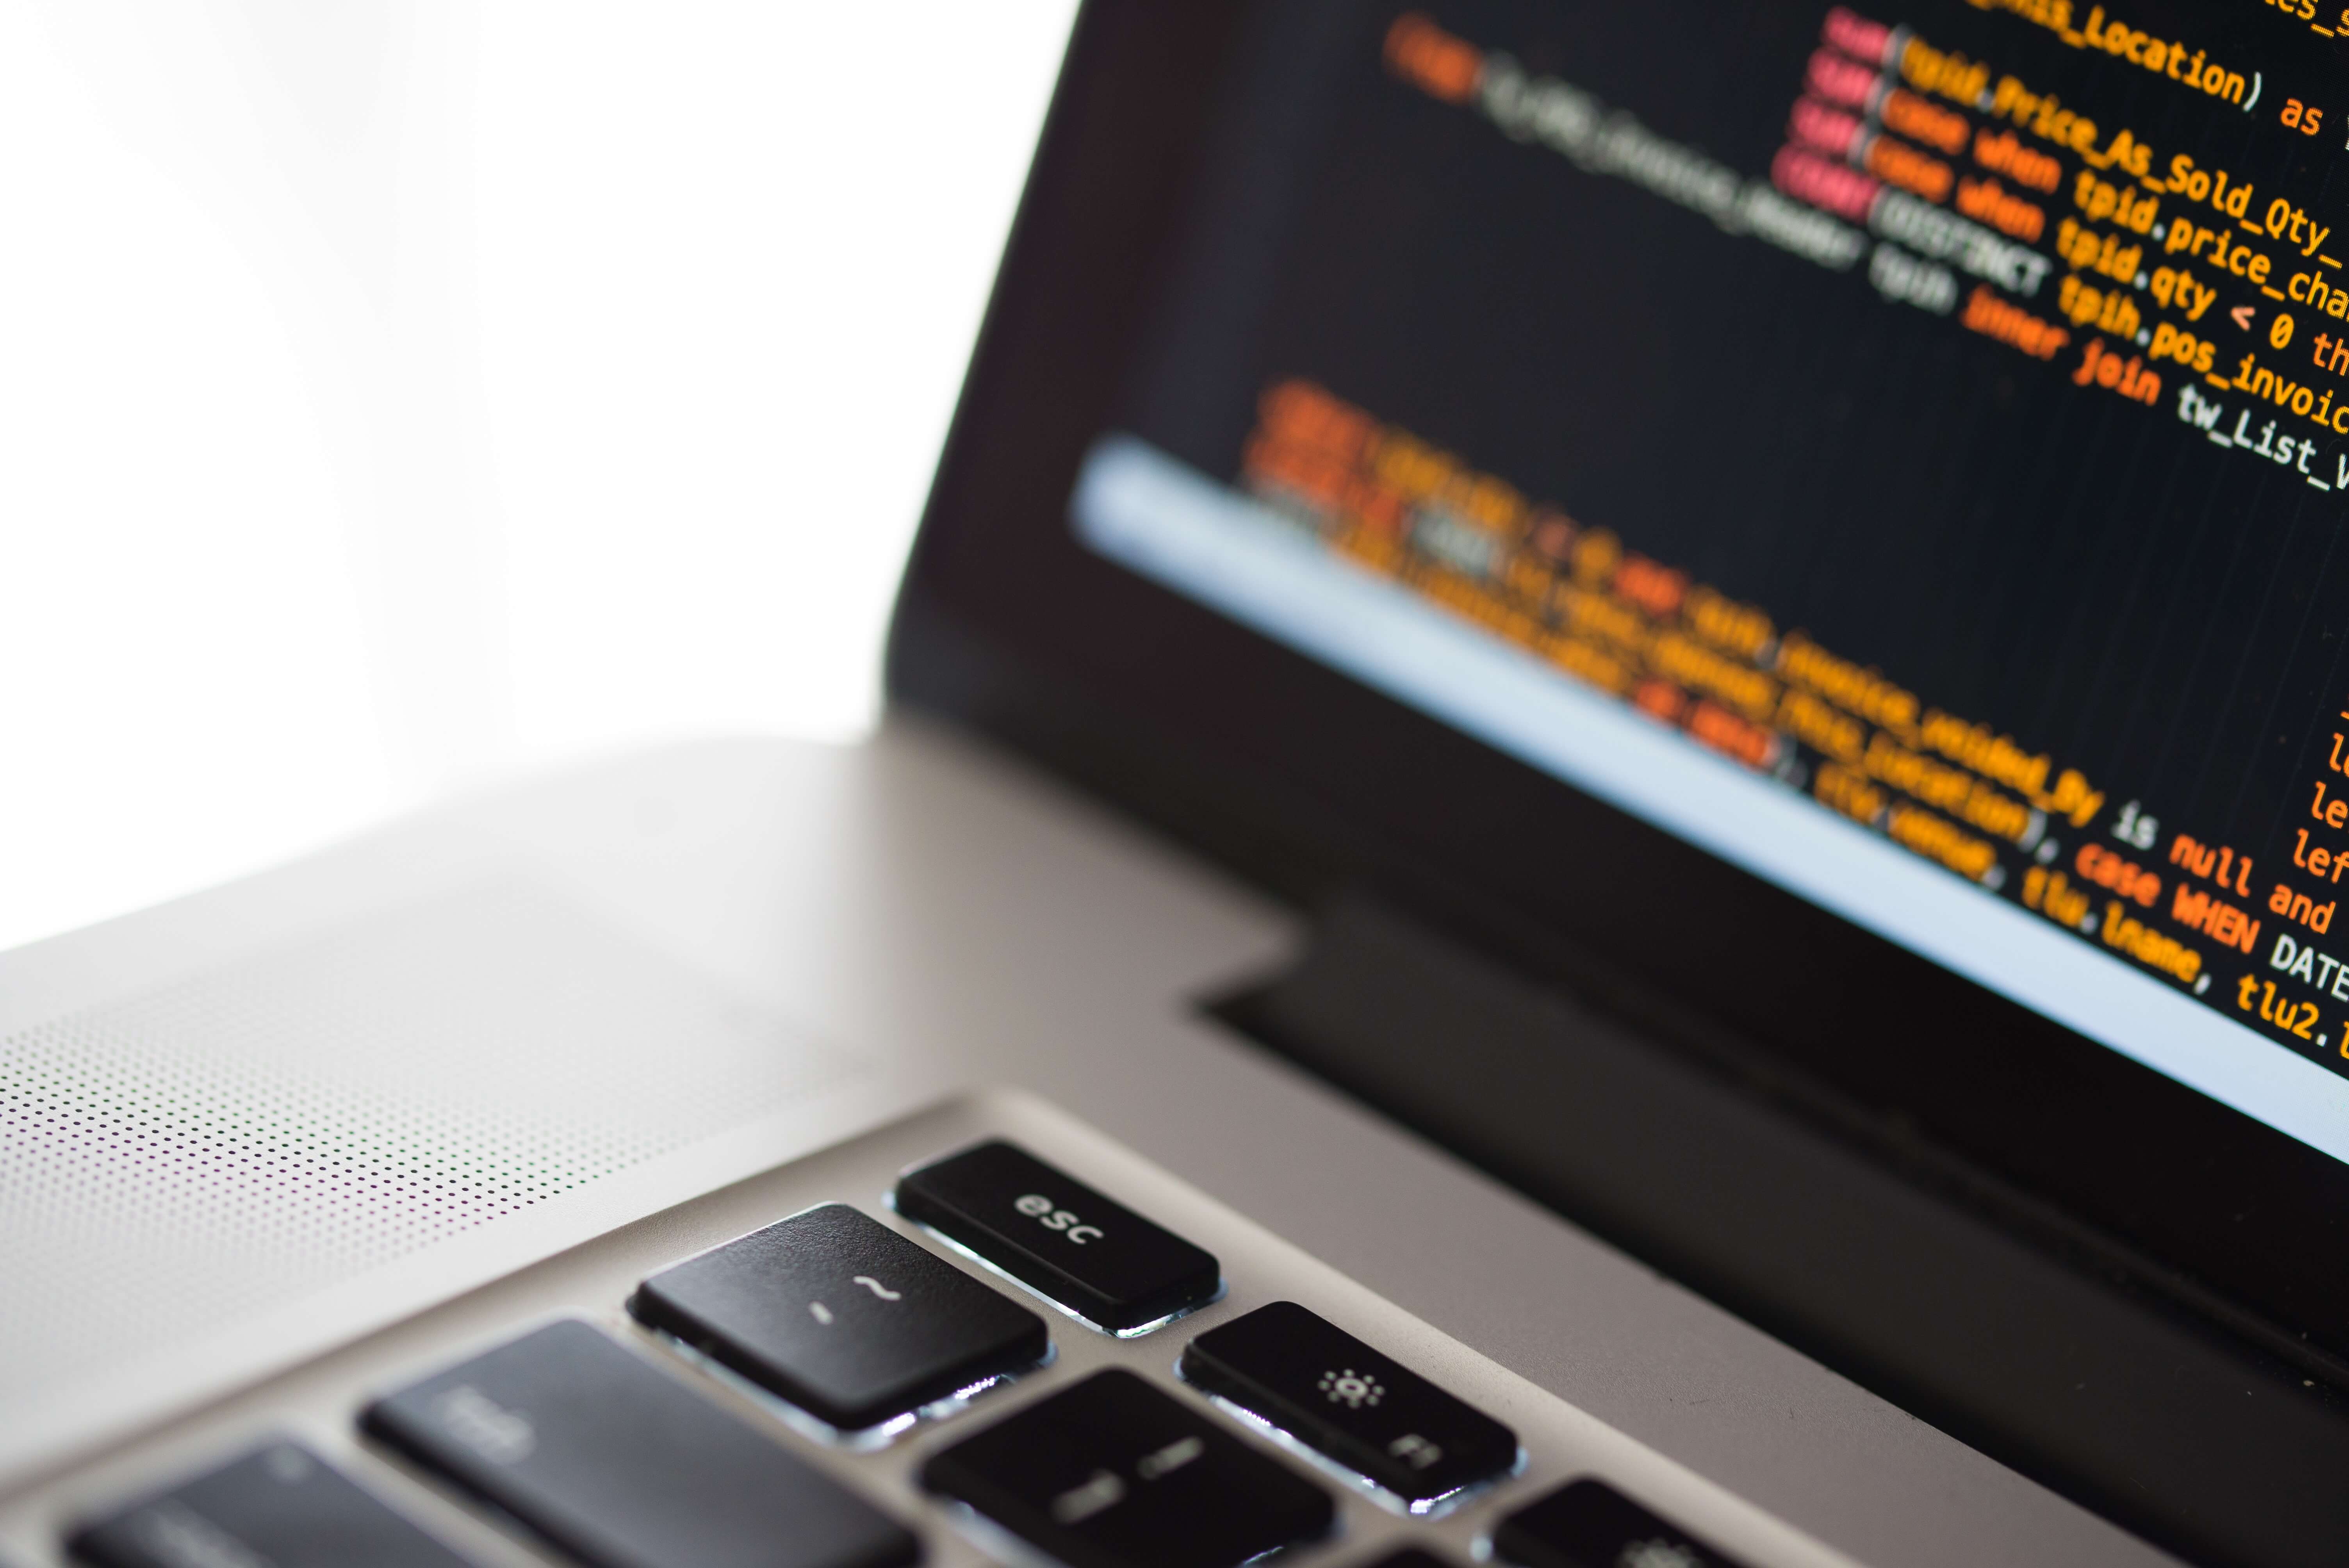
[7,4,2344,1565]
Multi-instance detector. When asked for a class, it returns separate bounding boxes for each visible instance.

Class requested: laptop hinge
[1215,890,2349,1568]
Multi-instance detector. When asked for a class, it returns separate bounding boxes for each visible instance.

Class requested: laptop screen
[1066,0,2349,1167]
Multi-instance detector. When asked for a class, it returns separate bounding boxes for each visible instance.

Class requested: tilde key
[631,1202,1046,1431]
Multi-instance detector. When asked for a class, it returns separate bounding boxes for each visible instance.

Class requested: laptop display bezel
[888,0,2349,1365]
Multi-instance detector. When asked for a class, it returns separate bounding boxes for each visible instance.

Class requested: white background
[0,1,1078,953]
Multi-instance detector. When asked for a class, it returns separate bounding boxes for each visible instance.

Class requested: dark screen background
[1115,0,2349,1064]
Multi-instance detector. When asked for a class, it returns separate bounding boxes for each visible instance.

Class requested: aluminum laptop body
[10,5,2349,1567]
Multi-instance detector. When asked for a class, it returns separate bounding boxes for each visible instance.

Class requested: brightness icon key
[1179,1301,1518,1512]
[1318,1368,1383,1408]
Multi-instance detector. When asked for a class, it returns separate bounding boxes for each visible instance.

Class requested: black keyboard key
[363,1319,920,1568]
[631,1203,1047,1431]
[1178,1301,1518,1510]
[70,1440,474,1568]
[1358,1551,1465,1568]
[894,1142,1219,1334]
[920,1368,1331,1568]
[1494,1479,1748,1568]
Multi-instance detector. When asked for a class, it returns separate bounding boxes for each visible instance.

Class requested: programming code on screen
[1082,0,2349,1121]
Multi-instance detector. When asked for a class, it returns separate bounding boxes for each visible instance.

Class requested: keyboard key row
[57,1138,1749,1568]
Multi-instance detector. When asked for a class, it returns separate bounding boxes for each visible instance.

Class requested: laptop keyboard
[11,1094,1838,1568]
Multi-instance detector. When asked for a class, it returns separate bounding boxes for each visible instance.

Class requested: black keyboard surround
[5,1093,1850,1568]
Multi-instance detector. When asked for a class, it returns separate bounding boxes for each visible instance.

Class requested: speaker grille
[0,880,855,1409]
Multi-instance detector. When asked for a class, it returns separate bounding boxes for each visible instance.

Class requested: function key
[362,1319,919,1568]
[920,1367,1332,1568]
[1494,1479,1748,1568]
[894,1141,1220,1334]
[630,1202,1047,1433]
[1178,1301,1519,1511]
[1358,1551,1468,1568]
[69,1440,475,1568]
